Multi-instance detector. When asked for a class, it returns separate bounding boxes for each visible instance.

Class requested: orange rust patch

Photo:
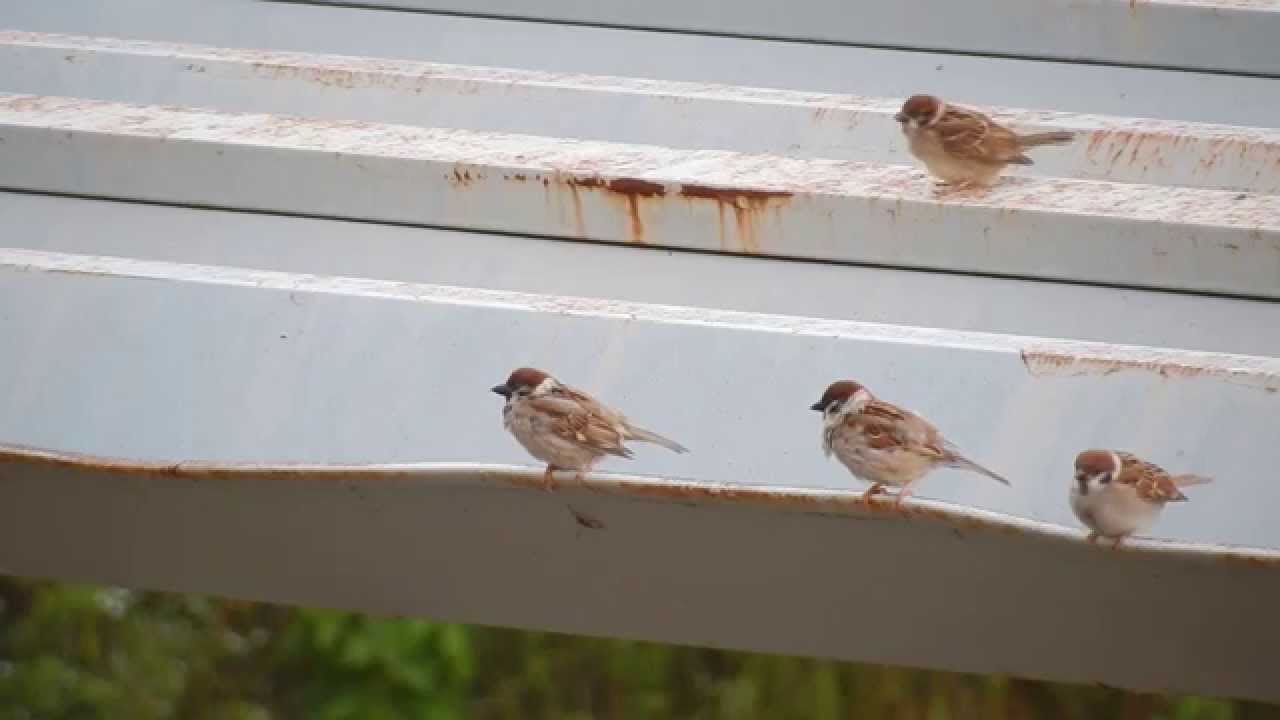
[448,167,476,187]
[606,178,665,197]
[678,184,793,254]
[552,175,669,243]
[570,176,604,189]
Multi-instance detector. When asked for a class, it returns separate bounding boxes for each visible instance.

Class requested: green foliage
[0,577,1275,720]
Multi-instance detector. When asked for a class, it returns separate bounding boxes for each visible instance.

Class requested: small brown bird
[895,94,1074,188]
[1070,450,1211,545]
[810,380,1010,505]
[491,367,687,489]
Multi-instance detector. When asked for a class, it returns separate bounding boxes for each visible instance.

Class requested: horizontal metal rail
[8,191,1278,357]
[290,0,1280,77]
[1,446,1277,701]
[2,32,1277,193]
[1,94,1277,297]
[3,0,1279,128]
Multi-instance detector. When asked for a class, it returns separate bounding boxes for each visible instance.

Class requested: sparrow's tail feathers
[1018,130,1075,148]
[628,426,689,454]
[1173,473,1212,488]
[948,453,1011,486]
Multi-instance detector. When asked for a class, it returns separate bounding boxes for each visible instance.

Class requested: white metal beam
[8,191,1278,358]
[2,32,1276,193]
[3,0,1278,128]
[1,448,1277,702]
[293,0,1280,77]
[1,94,1277,297]
[0,248,1275,551]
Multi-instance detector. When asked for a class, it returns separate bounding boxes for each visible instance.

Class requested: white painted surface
[0,249,1273,552]
[297,0,1280,76]
[2,33,1276,192]
[3,0,1279,128]
[1,95,1276,297]
[2,451,1277,702]
[9,192,1278,357]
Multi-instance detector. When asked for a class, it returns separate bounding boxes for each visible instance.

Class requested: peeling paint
[1019,348,1279,389]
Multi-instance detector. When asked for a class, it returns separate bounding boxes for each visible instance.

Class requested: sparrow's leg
[1086,531,1099,544]
[893,486,913,509]
[542,465,557,491]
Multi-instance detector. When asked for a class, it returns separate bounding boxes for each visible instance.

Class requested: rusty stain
[448,167,478,187]
[566,181,586,237]
[605,178,665,197]
[678,184,793,254]
[570,176,604,189]
[543,175,669,243]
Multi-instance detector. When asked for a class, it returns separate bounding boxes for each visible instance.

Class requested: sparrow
[1070,449,1210,545]
[894,94,1074,188]
[491,367,688,489]
[810,380,1010,505]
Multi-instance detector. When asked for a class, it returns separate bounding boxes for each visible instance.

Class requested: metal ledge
[1,445,1277,701]
[1,248,1276,551]
[290,0,1280,77]
[2,32,1277,193]
[1,94,1277,297]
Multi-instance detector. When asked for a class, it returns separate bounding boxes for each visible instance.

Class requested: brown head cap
[895,94,942,125]
[810,380,866,412]
[492,367,552,397]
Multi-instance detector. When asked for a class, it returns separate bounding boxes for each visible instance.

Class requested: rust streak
[556,176,667,243]
[678,184,793,254]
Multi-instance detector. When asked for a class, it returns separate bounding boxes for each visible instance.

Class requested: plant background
[0,578,1274,720]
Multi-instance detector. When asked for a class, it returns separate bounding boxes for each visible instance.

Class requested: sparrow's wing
[934,106,1026,165]
[1115,452,1187,502]
[851,400,948,460]
[527,386,632,459]
[858,400,1010,484]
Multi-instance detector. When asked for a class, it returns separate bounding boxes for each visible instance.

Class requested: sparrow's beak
[809,401,825,412]
[893,112,907,123]
[491,384,512,397]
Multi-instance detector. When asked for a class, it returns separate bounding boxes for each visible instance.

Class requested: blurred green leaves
[0,577,1274,720]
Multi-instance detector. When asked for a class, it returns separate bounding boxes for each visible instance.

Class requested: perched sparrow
[894,94,1074,188]
[1070,450,1210,545]
[491,367,687,488]
[810,380,1009,505]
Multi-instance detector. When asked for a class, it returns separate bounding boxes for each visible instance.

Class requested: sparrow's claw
[862,483,885,506]
[542,465,557,492]
[1086,532,1099,544]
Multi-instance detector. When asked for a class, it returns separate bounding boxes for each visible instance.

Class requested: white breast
[504,399,602,471]
[1069,482,1163,539]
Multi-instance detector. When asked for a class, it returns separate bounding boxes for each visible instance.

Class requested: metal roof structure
[1,0,1278,702]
